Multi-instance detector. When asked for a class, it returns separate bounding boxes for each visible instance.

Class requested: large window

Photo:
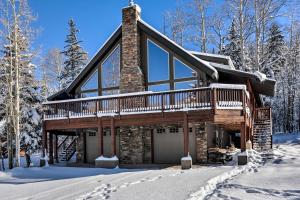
[81,69,98,91]
[146,38,199,93]
[174,58,196,79]
[147,39,169,82]
[78,44,121,98]
[101,45,120,89]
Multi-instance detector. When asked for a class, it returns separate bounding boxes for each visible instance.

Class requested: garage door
[153,127,196,164]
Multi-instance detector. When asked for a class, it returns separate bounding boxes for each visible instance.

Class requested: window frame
[173,57,197,80]
[147,39,170,83]
[100,44,121,90]
[80,68,99,91]
[145,36,200,92]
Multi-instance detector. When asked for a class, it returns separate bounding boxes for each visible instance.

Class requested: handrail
[65,138,76,161]
[57,136,70,150]
[43,87,251,120]
[255,107,271,120]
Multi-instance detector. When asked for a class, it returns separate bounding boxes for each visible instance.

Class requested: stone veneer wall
[119,126,152,164]
[120,4,144,93]
[195,123,208,163]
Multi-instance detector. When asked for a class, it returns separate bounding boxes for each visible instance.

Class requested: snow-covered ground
[0,133,299,200]
[207,133,300,200]
[0,165,234,200]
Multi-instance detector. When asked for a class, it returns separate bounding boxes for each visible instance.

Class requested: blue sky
[30,0,180,58]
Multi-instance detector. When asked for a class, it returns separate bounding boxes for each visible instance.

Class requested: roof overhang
[212,63,276,97]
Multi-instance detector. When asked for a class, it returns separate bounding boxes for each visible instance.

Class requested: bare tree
[41,48,64,98]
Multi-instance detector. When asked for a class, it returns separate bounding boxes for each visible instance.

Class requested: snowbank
[188,150,263,200]
[95,156,119,161]
[273,132,300,144]
[181,155,192,161]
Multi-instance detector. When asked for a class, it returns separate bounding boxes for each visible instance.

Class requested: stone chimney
[120,3,144,93]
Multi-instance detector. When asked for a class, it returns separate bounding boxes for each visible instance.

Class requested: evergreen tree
[262,23,286,79]
[221,20,243,70]
[0,0,42,158]
[60,19,88,88]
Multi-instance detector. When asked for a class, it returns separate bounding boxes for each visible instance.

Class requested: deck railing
[255,107,271,121]
[43,87,251,120]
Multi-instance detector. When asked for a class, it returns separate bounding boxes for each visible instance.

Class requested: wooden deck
[43,87,252,130]
[42,87,273,163]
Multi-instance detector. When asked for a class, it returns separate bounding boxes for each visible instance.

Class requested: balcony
[43,85,252,121]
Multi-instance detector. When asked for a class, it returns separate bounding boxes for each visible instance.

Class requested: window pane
[102,89,120,96]
[81,70,98,91]
[148,84,170,92]
[175,80,197,90]
[148,40,169,82]
[174,58,196,79]
[102,45,120,88]
[81,91,98,98]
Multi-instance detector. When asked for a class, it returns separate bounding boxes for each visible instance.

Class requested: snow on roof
[254,71,267,82]
[138,19,219,80]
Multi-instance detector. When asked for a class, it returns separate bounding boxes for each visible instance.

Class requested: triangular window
[147,39,169,82]
[81,69,98,91]
[174,58,196,79]
[101,45,120,88]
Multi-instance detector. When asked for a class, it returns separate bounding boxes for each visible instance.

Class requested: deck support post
[183,112,189,157]
[98,118,103,156]
[42,122,47,157]
[111,117,116,156]
[49,132,54,164]
[240,122,246,151]
[54,133,58,163]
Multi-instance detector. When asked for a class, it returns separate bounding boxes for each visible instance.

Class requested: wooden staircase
[57,136,77,162]
[253,108,272,152]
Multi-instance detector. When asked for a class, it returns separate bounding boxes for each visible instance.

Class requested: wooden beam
[98,118,103,156]
[183,112,189,157]
[49,133,54,164]
[42,122,47,157]
[111,117,116,156]
[151,129,154,164]
[54,133,58,163]
[240,122,246,151]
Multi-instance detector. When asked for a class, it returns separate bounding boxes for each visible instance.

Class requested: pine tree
[262,23,286,79]
[221,20,243,70]
[60,19,88,88]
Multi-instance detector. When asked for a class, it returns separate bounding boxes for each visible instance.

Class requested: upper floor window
[101,45,120,88]
[81,69,98,91]
[147,39,169,82]
[174,58,196,79]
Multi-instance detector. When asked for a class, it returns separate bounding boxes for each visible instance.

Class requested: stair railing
[65,138,77,162]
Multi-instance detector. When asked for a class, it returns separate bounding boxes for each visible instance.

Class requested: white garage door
[153,127,196,164]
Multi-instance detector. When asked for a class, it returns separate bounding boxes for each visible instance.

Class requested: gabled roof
[48,18,275,101]
[190,51,235,70]
[213,64,276,97]
[137,20,219,80]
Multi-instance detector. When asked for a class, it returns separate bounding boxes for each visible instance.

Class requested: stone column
[76,130,85,163]
[195,123,207,163]
[119,126,143,164]
[120,4,144,93]
[142,126,152,164]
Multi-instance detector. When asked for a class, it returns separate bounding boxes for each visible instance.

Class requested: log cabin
[42,2,275,168]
